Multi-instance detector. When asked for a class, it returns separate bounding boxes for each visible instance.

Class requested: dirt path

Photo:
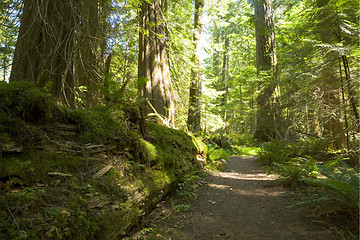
[130,156,340,239]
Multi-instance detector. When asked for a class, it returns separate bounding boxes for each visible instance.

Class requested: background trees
[1,0,358,149]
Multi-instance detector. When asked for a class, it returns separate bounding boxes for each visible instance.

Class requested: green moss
[62,105,125,144]
[147,122,198,169]
[0,84,205,239]
[149,170,172,190]
[0,81,55,122]
[139,138,157,166]
[0,81,54,146]
[0,151,88,186]
[191,134,207,157]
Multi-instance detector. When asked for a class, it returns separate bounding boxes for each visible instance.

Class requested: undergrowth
[0,81,204,239]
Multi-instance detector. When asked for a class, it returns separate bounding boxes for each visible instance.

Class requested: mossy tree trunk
[138,0,175,126]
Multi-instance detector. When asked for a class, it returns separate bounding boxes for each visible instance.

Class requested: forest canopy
[0,0,359,147]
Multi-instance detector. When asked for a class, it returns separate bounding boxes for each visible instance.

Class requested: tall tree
[138,0,175,125]
[187,0,204,133]
[10,0,76,106]
[253,0,279,141]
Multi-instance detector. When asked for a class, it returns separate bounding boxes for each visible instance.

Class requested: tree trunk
[253,0,278,141]
[341,55,359,130]
[339,58,349,149]
[138,0,175,125]
[187,0,204,133]
[254,0,277,73]
[221,36,229,119]
[10,0,76,107]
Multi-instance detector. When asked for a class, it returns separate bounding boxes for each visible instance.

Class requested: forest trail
[131,156,341,240]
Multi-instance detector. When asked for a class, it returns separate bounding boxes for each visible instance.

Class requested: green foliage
[292,137,329,156]
[0,0,19,82]
[257,139,292,165]
[303,164,359,219]
[176,173,200,201]
[259,137,358,231]
[258,137,332,166]
[233,145,260,156]
[273,156,319,189]
[206,144,230,170]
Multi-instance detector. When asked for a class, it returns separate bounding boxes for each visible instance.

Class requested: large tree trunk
[138,0,175,125]
[10,0,76,107]
[254,0,277,73]
[253,0,278,141]
[187,0,204,133]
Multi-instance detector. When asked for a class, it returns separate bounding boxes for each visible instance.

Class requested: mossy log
[0,122,203,239]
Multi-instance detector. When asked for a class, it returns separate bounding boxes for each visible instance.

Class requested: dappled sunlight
[207,183,230,189]
[207,182,284,197]
[231,188,285,197]
[212,171,277,181]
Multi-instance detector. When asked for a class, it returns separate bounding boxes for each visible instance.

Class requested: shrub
[233,145,260,156]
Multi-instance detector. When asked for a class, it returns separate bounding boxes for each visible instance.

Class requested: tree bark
[76,0,101,107]
[187,0,204,133]
[253,0,279,141]
[254,0,277,73]
[138,0,175,125]
[10,0,76,107]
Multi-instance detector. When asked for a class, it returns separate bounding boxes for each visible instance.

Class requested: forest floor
[127,156,345,240]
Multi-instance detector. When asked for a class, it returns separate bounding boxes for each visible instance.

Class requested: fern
[206,145,230,170]
[273,156,320,188]
[257,139,291,165]
[303,165,359,218]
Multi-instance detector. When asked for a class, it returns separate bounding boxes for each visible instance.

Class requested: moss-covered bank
[0,81,205,239]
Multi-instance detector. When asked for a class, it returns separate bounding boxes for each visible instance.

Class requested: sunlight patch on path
[212,171,277,181]
[207,183,230,189]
